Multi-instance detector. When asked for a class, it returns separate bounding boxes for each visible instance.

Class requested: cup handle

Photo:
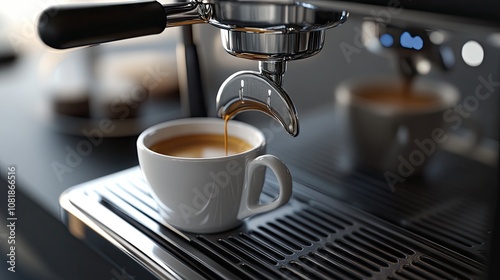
[237,155,292,220]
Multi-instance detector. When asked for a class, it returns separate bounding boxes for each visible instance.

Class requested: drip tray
[60,167,484,279]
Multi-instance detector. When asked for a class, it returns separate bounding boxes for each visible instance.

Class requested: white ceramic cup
[335,78,459,175]
[137,118,292,233]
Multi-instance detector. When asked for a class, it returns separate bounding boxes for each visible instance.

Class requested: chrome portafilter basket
[38,0,349,137]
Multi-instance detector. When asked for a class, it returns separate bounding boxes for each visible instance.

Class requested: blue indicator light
[413,36,423,50]
[400,31,424,50]
[380,33,394,47]
[400,32,413,49]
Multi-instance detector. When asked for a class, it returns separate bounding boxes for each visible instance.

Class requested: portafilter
[38,0,349,136]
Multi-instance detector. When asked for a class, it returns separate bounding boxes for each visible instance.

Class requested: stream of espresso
[222,99,271,155]
[224,114,230,155]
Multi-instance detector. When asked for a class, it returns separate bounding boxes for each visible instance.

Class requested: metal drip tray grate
[61,167,485,279]
[264,107,496,264]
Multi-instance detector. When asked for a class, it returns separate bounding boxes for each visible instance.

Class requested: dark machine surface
[333,0,500,24]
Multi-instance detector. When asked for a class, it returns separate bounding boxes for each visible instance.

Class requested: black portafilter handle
[37,1,166,49]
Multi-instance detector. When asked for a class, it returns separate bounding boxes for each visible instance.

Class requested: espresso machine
[36,0,499,279]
